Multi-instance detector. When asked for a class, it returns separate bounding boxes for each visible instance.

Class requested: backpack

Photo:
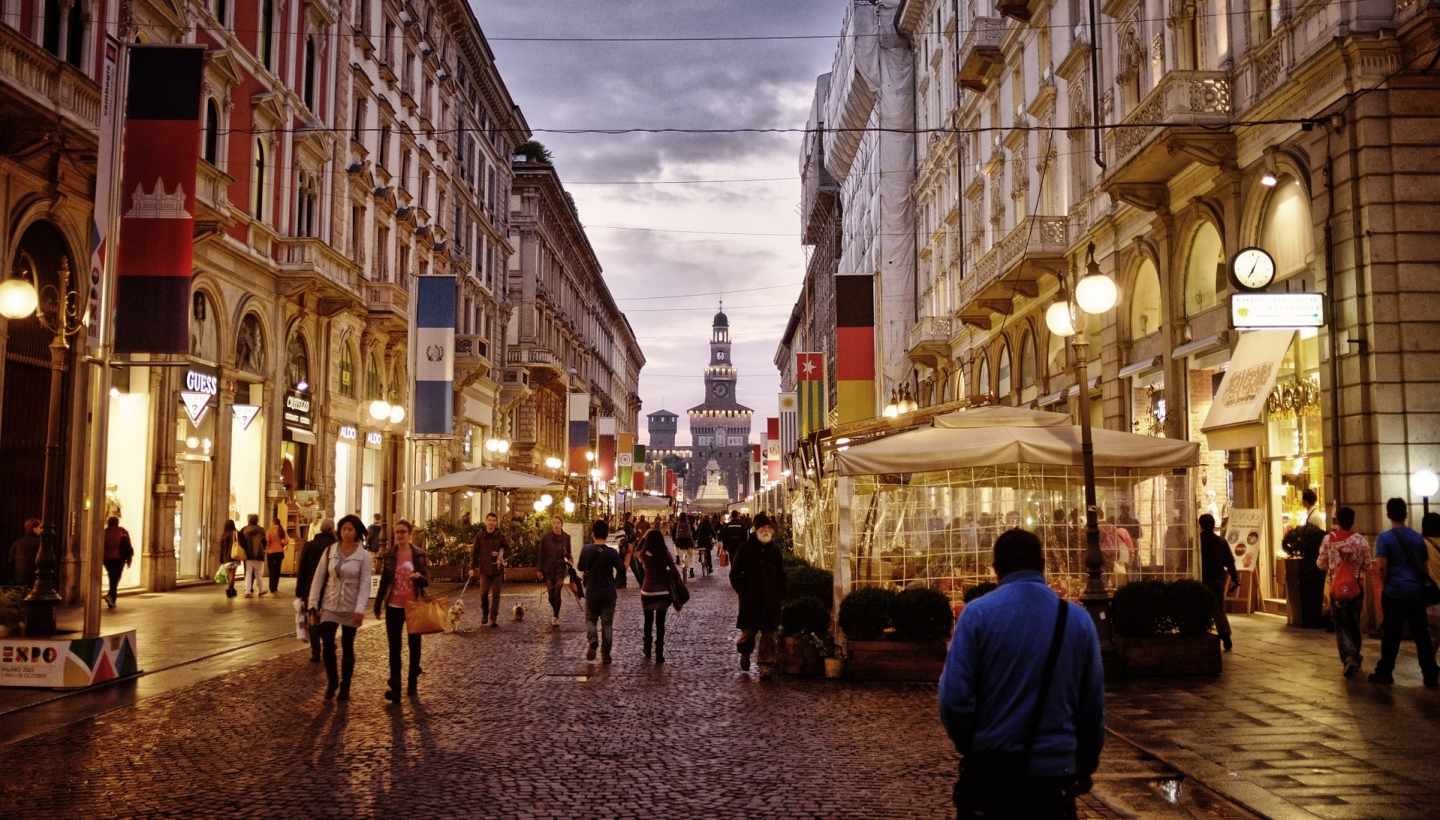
[1330,556,1361,602]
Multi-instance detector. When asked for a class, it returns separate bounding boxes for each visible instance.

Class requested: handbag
[669,566,691,612]
[229,535,246,562]
[953,597,1071,816]
[405,595,449,635]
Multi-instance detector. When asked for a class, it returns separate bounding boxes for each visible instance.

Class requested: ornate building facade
[683,308,753,506]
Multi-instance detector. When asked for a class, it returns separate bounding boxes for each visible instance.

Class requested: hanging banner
[597,417,617,483]
[567,392,591,473]
[114,45,205,354]
[778,391,798,456]
[89,38,121,343]
[632,444,647,492]
[617,432,635,489]
[765,416,781,483]
[414,276,456,435]
[795,353,827,438]
[835,274,876,424]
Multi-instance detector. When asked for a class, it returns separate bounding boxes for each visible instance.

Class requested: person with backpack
[307,514,373,701]
[673,513,695,579]
[695,513,715,577]
[638,528,682,664]
[1198,514,1238,652]
[1317,506,1372,678]
[1370,498,1439,687]
[101,517,134,609]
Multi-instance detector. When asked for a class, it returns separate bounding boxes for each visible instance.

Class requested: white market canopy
[832,405,1199,476]
[414,467,556,492]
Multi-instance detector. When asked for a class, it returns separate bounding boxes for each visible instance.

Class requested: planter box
[845,639,947,682]
[1115,633,1221,677]
[503,566,540,583]
[779,636,825,677]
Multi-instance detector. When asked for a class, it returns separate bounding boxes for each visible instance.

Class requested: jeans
[1332,595,1364,667]
[265,553,284,594]
[316,621,357,690]
[103,559,125,603]
[1205,581,1231,640]
[245,560,265,594]
[384,606,422,688]
[544,574,565,618]
[586,598,615,651]
[1376,593,1439,679]
[477,574,502,623]
[644,606,668,654]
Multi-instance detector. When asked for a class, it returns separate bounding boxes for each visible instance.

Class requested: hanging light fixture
[1045,300,1078,338]
[1075,243,1118,316]
[369,399,392,421]
[883,389,900,418]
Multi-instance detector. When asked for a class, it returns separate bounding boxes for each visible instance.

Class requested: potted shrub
[501,515,542,582]
[779,595,831,676]
[785,565,835,610]
[841,586,951,682]
[1112,579,1222,677]
[0,587,24,637]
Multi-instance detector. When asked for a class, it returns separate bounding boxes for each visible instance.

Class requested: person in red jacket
[102,517,134,609]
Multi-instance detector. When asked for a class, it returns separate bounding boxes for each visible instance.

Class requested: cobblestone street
[0,570,1239,819]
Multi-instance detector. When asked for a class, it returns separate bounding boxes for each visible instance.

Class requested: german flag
[835,275,876,424]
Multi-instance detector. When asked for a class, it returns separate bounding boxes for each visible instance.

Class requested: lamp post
[0,255,85,637]
[1045,243,1119,640]
[1413,469,1439,516]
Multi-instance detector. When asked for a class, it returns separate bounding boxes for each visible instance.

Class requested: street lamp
[544,456,563,472]
[0,255,84,636]
[1046,242,1118,640]
[369,399,392,422]
[1414,469,1439,515]
[388,404,405,425]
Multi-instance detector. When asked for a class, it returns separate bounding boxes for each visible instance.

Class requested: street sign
[1230,292,1324,329]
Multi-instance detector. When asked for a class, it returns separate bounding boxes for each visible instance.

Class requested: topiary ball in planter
[786,565,835,608]
[892,587,955,642]
[1112,580,1170,638]
[838,587,898,641]
[781,595,830,636]
[962,581,997,603]
[1167,579,1216,636]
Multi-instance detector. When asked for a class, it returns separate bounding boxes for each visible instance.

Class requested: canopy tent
[834,405,1199,476]
[414,467,556,493]
[628,494,673,511]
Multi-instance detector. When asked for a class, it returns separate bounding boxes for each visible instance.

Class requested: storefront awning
[1172,331,1230,360]
[1066,376,1100,397]
[1118,355,1163,379]
[286,426,317,445]
[1199,329,1294,451]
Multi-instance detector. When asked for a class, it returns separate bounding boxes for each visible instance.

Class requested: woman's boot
[384,678,400,702]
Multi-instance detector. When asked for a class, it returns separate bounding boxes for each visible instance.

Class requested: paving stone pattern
[1106,616,1440,819]
[0,570,1189,819]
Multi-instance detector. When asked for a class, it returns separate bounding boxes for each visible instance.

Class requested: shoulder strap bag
[954,597,1071,816]
[308,545,334,626]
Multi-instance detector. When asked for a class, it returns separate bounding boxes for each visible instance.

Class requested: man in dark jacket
[8,517,41,588]
[470,512,506,628]
[730,512,786,675]
[367,514,385,552]
[239,514,267,598]
[537,515,573,628]
[719,511,747,566]
[577,518,624,664]
[102,517,134,608]
[296,519,336,662]
[1199,514,1239,652]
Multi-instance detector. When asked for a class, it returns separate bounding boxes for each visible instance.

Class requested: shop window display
[1266,331,1325,600]
[105,370,153,590]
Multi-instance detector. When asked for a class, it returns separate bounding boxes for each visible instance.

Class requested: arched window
[252,140,266,220]
[1259,176,1314,283]
[977,357,991,398]
[1130,258,1162,338]
[203,99,220,165]
[1184,222,1224,317]
[365,354,382,401]
[1047,329,1066,378]
[302,36,317,110]
[997,343,1012,401]
[1019,332,1037,402]
[286,334,310,391]
[236,313,266,374]
[339,343,356,398]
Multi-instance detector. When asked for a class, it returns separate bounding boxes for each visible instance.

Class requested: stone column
[149,366,181,591]
[262,381,286,518]
[210,377,235,576]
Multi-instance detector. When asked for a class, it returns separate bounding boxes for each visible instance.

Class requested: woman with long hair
[217,519,239,598]
[375,519,427,701]
[307,514,373,701]
[265,516,287,595]
[638,528,680,664]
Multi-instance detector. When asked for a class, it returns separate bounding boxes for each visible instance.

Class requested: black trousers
[954,775,1077,819]
[384,606,422,687]
[316,621,357,688]
[1376,594,1438,679]
[265,553,284,593]
[644,606,668,652]
[1205,581,1232,640]
[103,559,125,601]
[544,575,565,617]
[477,574,502,623]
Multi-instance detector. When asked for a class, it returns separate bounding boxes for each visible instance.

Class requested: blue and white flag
[414,275,456,436]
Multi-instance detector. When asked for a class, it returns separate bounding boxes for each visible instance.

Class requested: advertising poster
[1224,508,1265,572]
[0,630,138,688]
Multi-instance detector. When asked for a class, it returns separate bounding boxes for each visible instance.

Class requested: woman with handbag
[1316,506,1372,678]
[638,529,681,664]
[217,520,241,598]
[374,519,428,701]
[308,514,373,702]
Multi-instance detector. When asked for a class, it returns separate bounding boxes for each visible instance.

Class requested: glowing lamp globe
[369,400,391,421]
[0,277,38,320]
[1413,469,1440,498]
[388,404,405,424]
[532,500,546,513]
[1074,274,1118,315]
[1045,301,1078,337]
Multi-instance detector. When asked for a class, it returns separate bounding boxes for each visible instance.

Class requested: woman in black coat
[729,512,786,674]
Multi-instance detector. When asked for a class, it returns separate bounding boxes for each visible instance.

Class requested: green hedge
[1112,579,1215,638]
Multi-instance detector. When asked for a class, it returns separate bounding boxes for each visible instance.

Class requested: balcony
[194,160,236,237]
[1102,71,1235,194]
[0,25,101,141]
[364,280,409,334]
[906,316,953,367]
[954,216,1067,330]
[506,343,565,382]
[455,334,494,384]
[995,0,1038,21]
[957,17,1005,92]
[277,237,362,311]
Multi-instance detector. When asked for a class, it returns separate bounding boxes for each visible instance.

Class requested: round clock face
[713,384,728,398]
[1231,247,1276,291]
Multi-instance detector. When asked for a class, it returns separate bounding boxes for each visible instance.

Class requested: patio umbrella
[413,467,557,492]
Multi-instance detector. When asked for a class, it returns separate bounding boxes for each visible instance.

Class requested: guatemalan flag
[413,276,456,436]
[567,392,591,474]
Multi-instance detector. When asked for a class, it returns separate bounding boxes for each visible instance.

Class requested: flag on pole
[597,417,617,483]
[115,45,205,354]
[617,432,635,489]
[632,444,646,492]
[765,417,781,482]
[778,391,798,455]
[835,274,877,424]
[567,393,590,473]
[413,276,456,435]
[751,444,763,495]
[795,353,826,438]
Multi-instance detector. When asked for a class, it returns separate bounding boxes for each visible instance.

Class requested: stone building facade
[684,309,753,506]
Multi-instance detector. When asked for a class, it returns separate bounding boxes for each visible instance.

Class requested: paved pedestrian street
[1,570,1251,819]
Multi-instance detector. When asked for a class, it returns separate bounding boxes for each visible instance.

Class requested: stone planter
[503,566,539,583]
[845,639,947,682]
[1115,633,1221,677]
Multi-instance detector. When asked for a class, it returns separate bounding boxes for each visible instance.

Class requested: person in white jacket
[307,514,374,702]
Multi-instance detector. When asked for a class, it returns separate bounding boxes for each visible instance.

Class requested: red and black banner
[115,46,205,354]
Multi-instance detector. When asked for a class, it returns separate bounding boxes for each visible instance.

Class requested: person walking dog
[538,515,573,629]
[470,512,506,628]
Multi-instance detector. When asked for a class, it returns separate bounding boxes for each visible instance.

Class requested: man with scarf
[729,512,786,676]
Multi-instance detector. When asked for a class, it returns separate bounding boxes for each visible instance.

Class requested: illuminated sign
[1231,293,1324,329]
[232,404,261,431]
[339,425,358,441]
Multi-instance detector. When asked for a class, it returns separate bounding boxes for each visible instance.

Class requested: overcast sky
[474,0,848,445]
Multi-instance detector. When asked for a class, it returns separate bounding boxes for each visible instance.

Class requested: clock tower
[685,303,753,506]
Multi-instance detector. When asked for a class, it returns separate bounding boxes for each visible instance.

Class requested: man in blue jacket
[939,528,1104,818]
